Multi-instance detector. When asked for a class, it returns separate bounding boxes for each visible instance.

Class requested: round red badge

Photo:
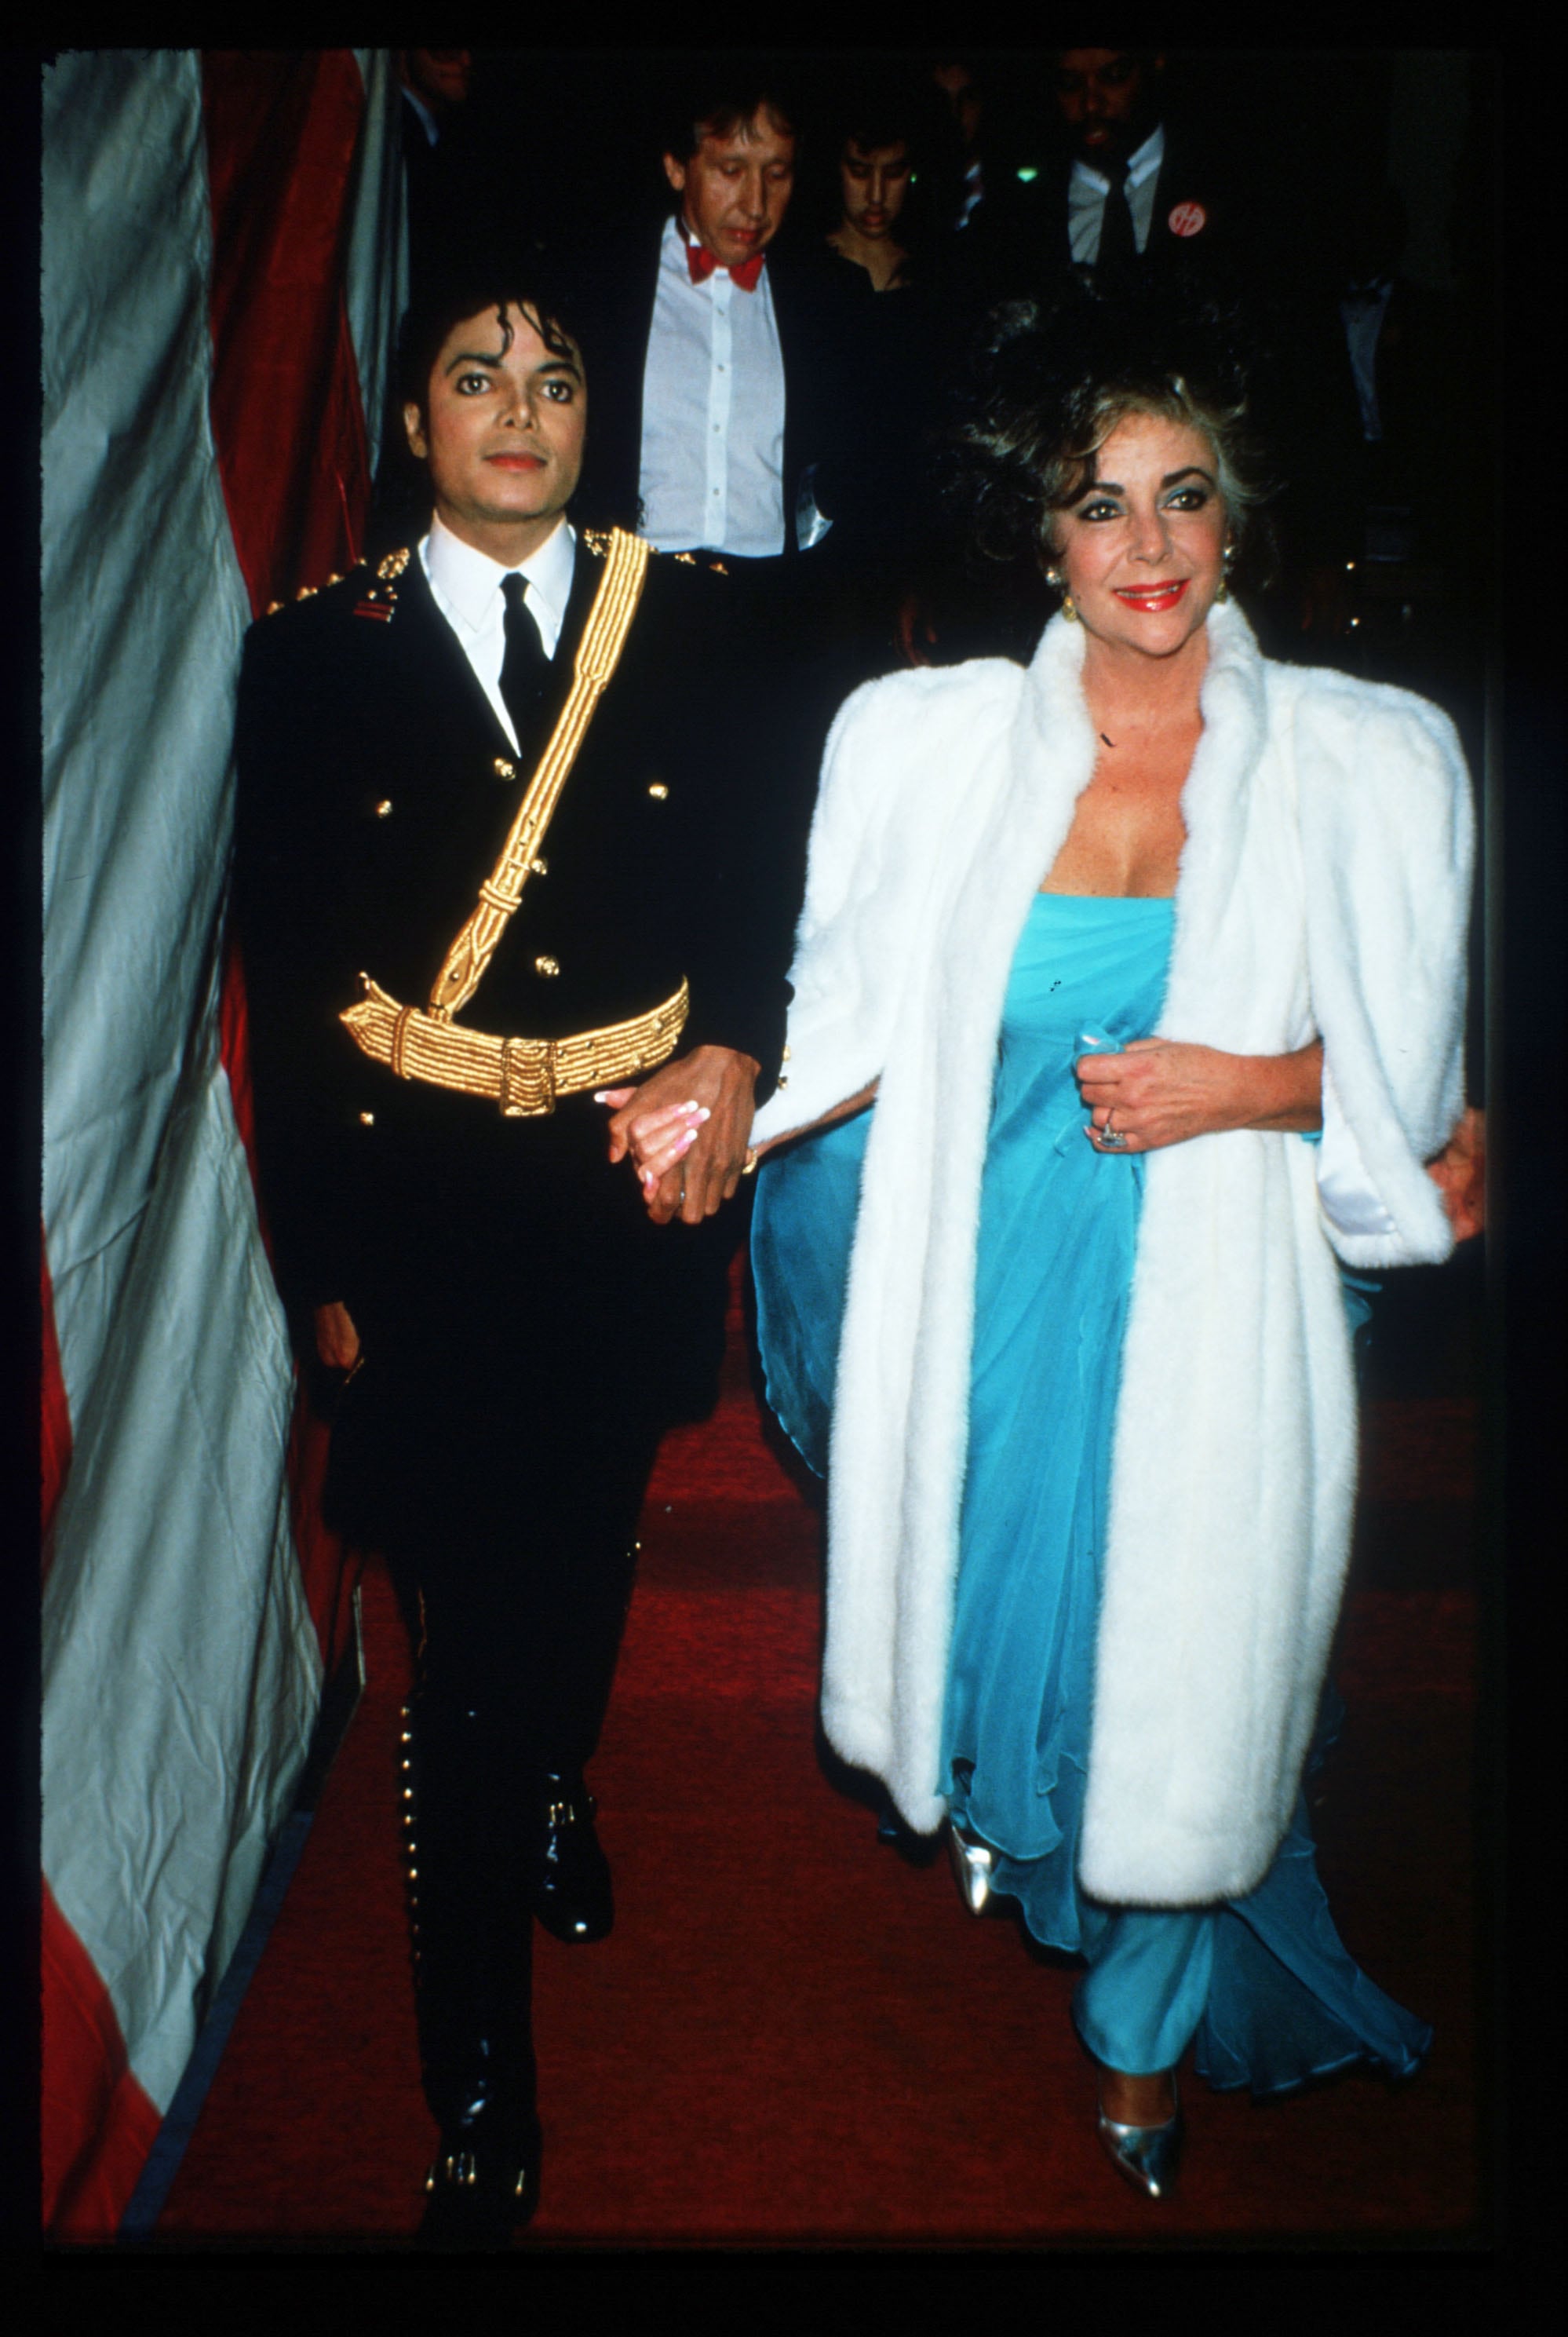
[1168,201,1207,238]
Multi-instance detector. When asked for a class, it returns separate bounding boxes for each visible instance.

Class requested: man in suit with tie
[232,267,792,2243]
[961,49,1251,311]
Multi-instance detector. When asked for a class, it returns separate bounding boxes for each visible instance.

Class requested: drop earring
[1046,568,1078,623]
[1216,541,1236,604]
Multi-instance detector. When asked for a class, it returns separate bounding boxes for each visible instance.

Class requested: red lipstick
[1113,580,1190,612]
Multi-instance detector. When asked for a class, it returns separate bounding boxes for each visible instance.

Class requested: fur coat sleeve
[753,604,1473,1904]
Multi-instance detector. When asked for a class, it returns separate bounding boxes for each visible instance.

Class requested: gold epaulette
[348,549,409,623]
[264,554,383,619]
[583,532,727,577]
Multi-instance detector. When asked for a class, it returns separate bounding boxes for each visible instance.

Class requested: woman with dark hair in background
[819,79,932,294]
[796,74,955,673]
[725,287,1472,2196]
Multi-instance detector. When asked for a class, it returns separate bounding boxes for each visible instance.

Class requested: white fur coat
[751,601,1471,1904]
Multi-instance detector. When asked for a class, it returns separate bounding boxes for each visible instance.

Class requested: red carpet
[152,1269,1482,2247]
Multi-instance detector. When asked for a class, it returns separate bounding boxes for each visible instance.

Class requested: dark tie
[498,571,548,744]
[1096,159,1138,287]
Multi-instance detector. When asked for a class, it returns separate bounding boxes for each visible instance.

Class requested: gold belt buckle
[499,1035,555,1117]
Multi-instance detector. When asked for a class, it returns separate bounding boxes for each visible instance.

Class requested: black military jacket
[232,530,795,1320]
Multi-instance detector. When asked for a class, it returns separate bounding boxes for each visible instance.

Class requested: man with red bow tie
[576,60,851,582]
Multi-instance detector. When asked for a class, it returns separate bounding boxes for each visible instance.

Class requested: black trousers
[318,1094,735,2137]
[325,1093,727,1764]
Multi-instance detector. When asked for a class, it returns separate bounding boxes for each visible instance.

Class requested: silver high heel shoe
[1096,2076,1182,2199]
[946,1823,997,1915]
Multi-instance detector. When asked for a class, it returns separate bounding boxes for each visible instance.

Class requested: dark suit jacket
[232,531,793,1339]
[953,122,1258,315]
[571,215,859,550]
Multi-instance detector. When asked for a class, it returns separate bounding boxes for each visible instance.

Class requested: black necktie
[498,571,548,744]
[1096,159,1138,288]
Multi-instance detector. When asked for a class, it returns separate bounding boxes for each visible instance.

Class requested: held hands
[1078,1038,1326,1152]
[599,1045,760,1225]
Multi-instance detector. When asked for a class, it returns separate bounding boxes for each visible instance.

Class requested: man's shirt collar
[664,207,767,287]
[425,511,575,656]
[1070,120,1165,194]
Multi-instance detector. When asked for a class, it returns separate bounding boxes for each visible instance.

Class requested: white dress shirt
[420,513,576,754]
[1068,122,1165,265]
[637,211,787,558]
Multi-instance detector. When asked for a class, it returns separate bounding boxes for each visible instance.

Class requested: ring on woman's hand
[1099,1122,1126,1148]
[740,1147,760,1177]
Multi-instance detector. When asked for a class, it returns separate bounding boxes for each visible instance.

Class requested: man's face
[403,303,585,557]
[1053,49,1161,170]
[932,62,982,152]
[662,107,796,271]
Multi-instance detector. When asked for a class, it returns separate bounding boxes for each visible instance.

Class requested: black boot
[532,1768,614,1944]
[399,1686,541,2247]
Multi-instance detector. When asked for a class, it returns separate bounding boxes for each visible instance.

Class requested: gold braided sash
[341,973,689,1117]
[425,525,651,1020]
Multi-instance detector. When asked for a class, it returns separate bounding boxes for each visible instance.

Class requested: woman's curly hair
[938,281,1278,586]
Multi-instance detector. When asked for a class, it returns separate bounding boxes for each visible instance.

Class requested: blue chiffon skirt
[753,893,1431,2094]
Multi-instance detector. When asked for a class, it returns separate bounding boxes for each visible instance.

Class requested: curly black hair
[366,259,636,550]
[939,281,1278,583]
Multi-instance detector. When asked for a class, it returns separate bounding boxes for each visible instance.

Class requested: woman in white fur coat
[725,295,1474,2199]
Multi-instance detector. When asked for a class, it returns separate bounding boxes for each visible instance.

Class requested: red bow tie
[685,240,766,292]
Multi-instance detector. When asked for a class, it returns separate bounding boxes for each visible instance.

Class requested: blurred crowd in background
[389,48,1493,732]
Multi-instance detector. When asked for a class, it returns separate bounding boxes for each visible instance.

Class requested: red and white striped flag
[42,49,405,2240]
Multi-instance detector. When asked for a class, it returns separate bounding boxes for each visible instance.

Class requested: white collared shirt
[1068,122,1165,264]
[637,211,787,558]
[420,513,575,754]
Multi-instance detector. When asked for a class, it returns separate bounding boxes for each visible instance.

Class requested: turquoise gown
[752,893,1432,2093]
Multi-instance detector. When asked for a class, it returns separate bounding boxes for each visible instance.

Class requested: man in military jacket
[232,269,793,2241]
